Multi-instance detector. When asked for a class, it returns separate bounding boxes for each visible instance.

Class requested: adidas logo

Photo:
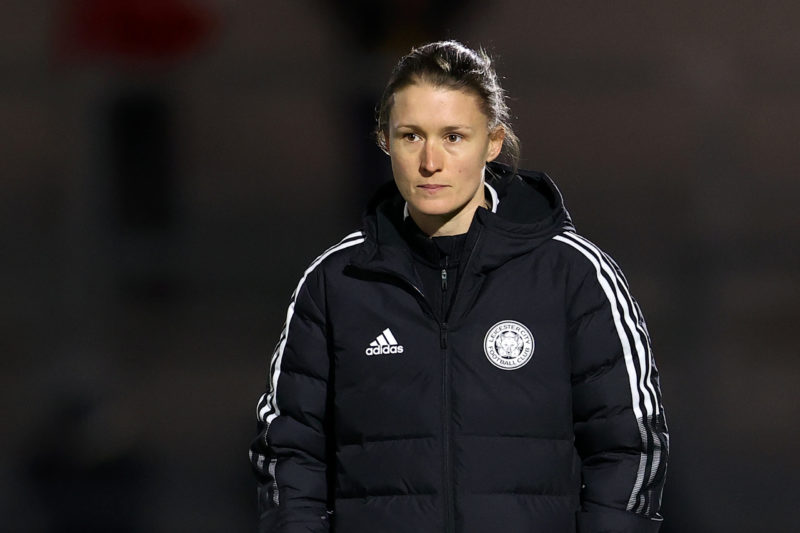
[365,328,405,356]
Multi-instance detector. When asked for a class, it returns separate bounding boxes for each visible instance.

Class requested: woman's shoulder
[302,230,367,275]
[549,230,622,270]
[286,230,367,305]
[547,229,637,298]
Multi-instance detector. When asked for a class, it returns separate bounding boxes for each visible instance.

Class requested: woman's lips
[418,184,447,192]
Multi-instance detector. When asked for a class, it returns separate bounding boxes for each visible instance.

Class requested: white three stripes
[257,231,365,424]
[552,231,661,513]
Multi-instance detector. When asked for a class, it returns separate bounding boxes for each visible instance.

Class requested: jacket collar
[402,182,501,221]
[350,162,573,277]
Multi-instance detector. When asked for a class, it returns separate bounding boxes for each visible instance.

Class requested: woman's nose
[419,141,443,174]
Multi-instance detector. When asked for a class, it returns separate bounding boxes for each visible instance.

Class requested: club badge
[483,320,534,370]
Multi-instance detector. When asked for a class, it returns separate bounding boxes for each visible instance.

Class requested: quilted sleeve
[250,266,332,533]
[555,231,669,533]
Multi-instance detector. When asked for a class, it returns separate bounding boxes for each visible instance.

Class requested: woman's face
[385,82,504,236]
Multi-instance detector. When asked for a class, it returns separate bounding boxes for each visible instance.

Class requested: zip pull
[441,268,448,291]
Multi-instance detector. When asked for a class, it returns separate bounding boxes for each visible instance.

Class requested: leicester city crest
[483,320,534,370]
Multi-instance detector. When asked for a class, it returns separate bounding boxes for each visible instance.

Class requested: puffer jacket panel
[334,494,442,533]
[458,492,578,533]
[250,163,669,533]
[326,268,443,506]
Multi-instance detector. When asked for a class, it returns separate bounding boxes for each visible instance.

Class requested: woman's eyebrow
[394,124,474,131]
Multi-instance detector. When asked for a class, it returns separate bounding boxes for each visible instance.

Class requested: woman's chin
[410,207,455,220]
[408,199,459,218]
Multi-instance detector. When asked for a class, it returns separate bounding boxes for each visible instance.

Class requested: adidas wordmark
[365,328,405,356]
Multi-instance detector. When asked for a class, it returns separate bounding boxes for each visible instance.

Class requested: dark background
[2,1,798,531]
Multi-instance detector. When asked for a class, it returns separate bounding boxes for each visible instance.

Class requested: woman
[250,41,668,533]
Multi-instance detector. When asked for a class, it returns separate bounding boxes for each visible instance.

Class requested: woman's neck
[408,197,489,237]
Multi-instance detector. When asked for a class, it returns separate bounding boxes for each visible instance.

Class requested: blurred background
[2,1,798,531]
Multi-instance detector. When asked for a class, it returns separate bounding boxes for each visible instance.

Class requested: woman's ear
[382,132,391,155]
[486,126,505,162]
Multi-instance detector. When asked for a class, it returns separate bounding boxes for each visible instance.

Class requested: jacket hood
[352,162,574,275]
[481,161,573,235]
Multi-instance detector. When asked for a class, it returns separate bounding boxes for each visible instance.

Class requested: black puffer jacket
[250,163,668,533]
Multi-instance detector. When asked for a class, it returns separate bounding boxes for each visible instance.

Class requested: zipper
[352,256,463,532]
[441,264,448,321]
[440,254,454,532]
[440,321,453,532]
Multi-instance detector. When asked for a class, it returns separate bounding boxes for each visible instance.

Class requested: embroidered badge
[483,320,534,370]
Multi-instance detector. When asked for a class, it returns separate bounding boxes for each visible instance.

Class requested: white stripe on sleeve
[258,231,364,423]
[553,231,659,513]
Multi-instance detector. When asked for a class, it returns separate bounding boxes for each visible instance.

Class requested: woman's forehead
[390,83,487,126]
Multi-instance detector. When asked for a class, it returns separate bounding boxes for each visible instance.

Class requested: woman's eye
[403,133,420,142]
[446,134,463,143]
